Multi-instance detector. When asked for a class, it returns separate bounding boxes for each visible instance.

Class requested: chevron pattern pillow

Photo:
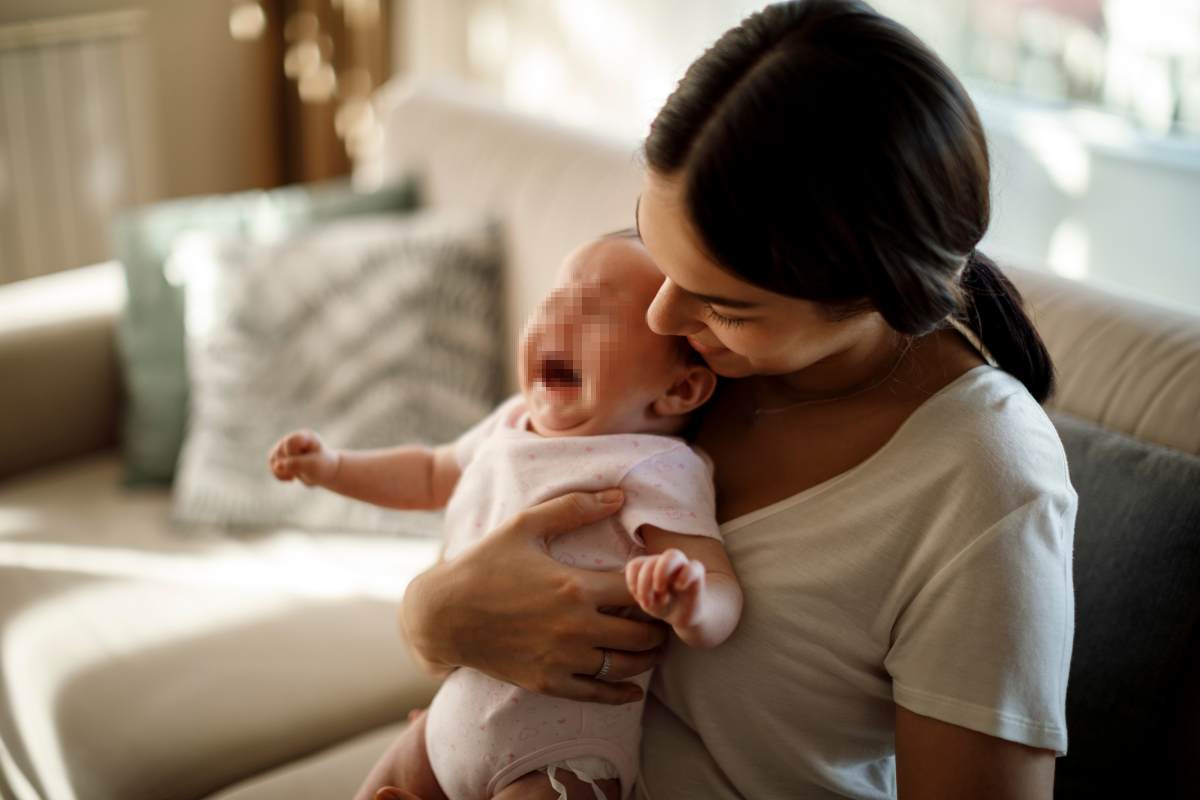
[171,212,504,536]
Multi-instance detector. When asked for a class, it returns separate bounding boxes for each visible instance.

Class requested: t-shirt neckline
[719,364,996,535]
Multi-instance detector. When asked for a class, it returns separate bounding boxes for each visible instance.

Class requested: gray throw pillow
[1050,411,1200,799]
[114,178,419,486]
[170,212,503,536]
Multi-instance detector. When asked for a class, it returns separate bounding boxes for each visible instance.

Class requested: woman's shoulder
[897,366,1074,501]
[879,368,1077,602]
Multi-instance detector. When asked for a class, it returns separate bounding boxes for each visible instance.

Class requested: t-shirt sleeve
[884,490,1077,755]
[617,444,722,547]
[453,394,523,469]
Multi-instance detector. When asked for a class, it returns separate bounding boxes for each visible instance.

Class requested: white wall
[977,88,1200,312]
[394,1,1200,314]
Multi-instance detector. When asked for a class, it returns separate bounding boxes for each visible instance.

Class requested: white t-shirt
[634,365,1077,800]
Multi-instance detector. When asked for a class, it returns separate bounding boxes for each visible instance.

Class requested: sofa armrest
[0,263,125,481]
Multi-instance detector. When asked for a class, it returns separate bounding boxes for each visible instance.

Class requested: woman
[384,1,1076,797]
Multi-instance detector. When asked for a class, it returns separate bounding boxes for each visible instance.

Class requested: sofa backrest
[369,78,643,394]
[368,78,1200,457]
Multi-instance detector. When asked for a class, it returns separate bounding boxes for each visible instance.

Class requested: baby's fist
[267,430,339,487]
[625,548,706,630]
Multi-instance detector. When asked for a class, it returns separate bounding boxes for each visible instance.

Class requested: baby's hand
[625,548,706,631]
[267,429,340,487]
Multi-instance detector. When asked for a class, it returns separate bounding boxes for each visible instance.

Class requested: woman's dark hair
[644,0,1055,402]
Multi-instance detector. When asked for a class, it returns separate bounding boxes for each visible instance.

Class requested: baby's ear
[653,364,718,418]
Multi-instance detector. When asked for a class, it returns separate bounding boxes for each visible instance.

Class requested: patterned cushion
[170,212,503,535]
[114,178,419,486]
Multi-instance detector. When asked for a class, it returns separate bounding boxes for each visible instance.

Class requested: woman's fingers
[505,490,624,544]
[586,563,638,607]
[637,556,659,608]
[578,645,660,684]
[594,612,668,654]
[399,490,663,709]
[625,557,646,599]
[561,674,646,705]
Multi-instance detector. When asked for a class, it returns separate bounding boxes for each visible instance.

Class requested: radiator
[0,9,160,285]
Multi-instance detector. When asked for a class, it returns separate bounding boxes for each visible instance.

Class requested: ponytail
[959,249,1056,403]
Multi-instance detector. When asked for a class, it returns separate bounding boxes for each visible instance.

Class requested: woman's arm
[895,705,1056,799]
[399,488,670,704]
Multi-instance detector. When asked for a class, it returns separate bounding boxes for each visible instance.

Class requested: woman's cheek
[716,326,762,356]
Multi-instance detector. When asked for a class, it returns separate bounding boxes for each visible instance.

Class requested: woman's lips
[687,336,727,355]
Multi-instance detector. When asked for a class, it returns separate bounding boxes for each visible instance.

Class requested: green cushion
[113,178,419,485]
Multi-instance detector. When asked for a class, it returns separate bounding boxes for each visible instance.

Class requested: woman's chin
[703,353,756,378]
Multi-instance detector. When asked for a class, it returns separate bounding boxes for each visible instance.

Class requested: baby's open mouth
[538,356,582,388]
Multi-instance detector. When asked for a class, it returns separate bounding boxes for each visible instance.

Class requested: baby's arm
[625,526,743,650]
[268,430,461,510]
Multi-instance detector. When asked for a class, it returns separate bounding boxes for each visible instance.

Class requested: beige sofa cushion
[1013,268,1200,455]
[0,263,124,481]
[206,722,408,800]
[0,454,439,800]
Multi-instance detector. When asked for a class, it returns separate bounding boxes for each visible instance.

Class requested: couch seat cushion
[205,721,408,800]
[0,453,440,800]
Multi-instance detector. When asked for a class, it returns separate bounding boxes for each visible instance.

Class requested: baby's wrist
[325,450,343,486]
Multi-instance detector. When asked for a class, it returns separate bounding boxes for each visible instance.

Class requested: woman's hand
[400,489,668,704]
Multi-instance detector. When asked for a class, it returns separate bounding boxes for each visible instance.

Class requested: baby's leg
[351,708,448,800]
[491,770,620,800]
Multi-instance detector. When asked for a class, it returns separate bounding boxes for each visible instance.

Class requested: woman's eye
[705,304,745,328]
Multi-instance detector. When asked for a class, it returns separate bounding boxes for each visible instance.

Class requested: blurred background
[1,0,1197,309]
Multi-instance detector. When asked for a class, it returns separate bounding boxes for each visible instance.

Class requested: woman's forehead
[637,176,774,307]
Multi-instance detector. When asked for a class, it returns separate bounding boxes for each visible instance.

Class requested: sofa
[1,79,1198,800]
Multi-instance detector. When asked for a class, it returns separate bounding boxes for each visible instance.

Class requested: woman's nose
[646,279,702,336]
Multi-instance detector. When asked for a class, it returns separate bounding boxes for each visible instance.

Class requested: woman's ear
[653,364,718,418]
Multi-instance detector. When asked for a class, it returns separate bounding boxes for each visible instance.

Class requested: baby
[268,232,744,800]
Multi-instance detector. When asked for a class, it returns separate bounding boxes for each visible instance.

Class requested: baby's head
[519,232,717,438]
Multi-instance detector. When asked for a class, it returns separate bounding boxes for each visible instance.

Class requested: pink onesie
[424,395,721,800]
